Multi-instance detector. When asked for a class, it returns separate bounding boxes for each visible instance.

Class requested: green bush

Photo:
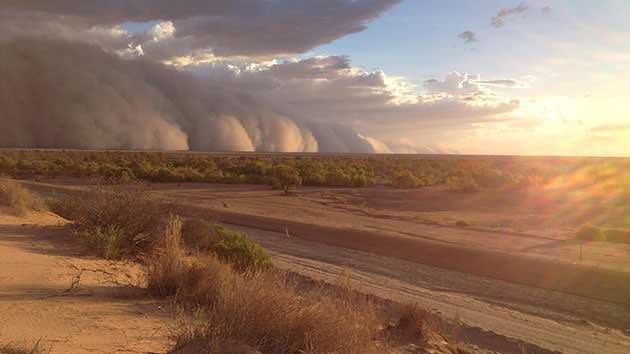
[212,226,272,272]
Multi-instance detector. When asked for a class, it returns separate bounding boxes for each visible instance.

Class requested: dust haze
[0,38,380,152]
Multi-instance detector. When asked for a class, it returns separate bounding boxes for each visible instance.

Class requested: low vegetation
[455,220,470,228]
[181,219,272,272]
[576,224,630,244]
[181,218,219,251]
[0,340,49,354]
[212,226,272,272]
[49,187,455,353]
[5,149,620,192]
[0,178,46,215]
[49,187,174,259]
[149,216,382,354]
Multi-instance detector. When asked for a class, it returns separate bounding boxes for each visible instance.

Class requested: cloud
[387,138,460,154]
[0,39,323,152]
[424,72,481,95]
[357,134,393,154]
[476,79,524,88]
[491,2,529,28]
[457,30,478,43]
[590,124,630,133]
[2,0,401,60]
[541,6,552,15]
[424,72,525,94]
[0,1,531,154]
[0,37,520,154]
[191,59,519,132]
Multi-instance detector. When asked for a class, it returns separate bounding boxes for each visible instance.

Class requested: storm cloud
[2,0,401,59]
[0,39,319,152]
[1,0,523,154]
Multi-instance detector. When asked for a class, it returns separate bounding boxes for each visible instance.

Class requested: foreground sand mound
[0,210,171,353]
[0,207,67,226]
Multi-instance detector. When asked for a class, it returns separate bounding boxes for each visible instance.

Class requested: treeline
[1,150,626,192]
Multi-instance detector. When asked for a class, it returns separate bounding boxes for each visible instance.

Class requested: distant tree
[392,170,422,189]
[272,164,302,195]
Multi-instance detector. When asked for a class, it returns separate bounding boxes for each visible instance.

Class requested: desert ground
[7,177,629,354]
[0,208,172,353]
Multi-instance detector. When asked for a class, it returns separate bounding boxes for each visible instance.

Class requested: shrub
[77,225,125,259]
[0,179,46,215]
[271,164,302,194]
[164,256,381,354]
[446,174,480,193]
[603,228,630,244]
[455,220,469,228]
[147,215,198,298]
[575,225,605,241]
[575,226,630,244]
[181,218,220,251]
[392,171,422,189]
[396,303,431,338]
[0,340,50,354]
[213,226,272,273]
[50,187,173,259]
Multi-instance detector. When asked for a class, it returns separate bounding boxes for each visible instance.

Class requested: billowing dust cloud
[0,39,330,152]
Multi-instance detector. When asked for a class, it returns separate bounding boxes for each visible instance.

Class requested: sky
[313,0,630,156]
[1,0,628,156]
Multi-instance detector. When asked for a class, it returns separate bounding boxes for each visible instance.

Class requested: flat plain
[2,151,629,354]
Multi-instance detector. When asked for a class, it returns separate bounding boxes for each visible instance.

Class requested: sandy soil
[0,209,172,354]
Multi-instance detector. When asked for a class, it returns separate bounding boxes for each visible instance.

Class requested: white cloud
[151,21,176,42]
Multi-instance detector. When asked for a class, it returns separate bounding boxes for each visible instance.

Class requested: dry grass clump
[50,186,174,259]
[575,225,605,241]
[169,267,381,354]
[181,218,220,251]
[147,216,232,305]
[603,228,630,244]
[455,220,469,228]
[394,304,435,339]
[148,218,380,354]
[0,179,46,215]
[0,340,50,354]
[385,304,467,353]
[575,224,630,244]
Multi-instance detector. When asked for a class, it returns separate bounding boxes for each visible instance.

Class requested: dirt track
[233,224,630,354]
[162,194,630,306]
[27,180,630,305]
